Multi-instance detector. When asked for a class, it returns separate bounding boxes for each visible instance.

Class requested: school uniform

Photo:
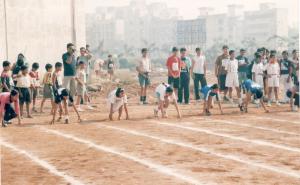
[29,71,40,100]
[16,74,31,104]
[280,59,294,101]
[107,89,128,113]
[242,79,263,97]
[155,83,177,102]
[201,85,220,101]
[266,62,280,87]
[42,72,54,99]
[138,57,151,87]
[225,59,239,88]
[1,71,14,92]
[252,62,265,88]
[76,69,87,96]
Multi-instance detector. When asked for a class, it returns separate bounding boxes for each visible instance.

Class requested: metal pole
[3,0,8,60]
[71,0,76,45]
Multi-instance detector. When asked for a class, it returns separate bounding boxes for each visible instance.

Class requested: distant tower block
[198,7,214,17]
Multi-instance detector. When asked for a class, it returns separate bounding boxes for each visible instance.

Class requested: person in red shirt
[0,90,21,127]
[166,47,181,96]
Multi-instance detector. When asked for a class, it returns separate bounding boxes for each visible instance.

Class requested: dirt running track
[1,102,300,185]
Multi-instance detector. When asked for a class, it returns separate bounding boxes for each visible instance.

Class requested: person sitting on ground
[107,87,129,121]
[240,79,269,113]
[201,84,223,116]
[0,90,21,127]
[154,83,181,118]
[50,88,81,124]
[286,81,299,112]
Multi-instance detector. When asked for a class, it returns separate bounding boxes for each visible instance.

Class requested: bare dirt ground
[1,71,300,185]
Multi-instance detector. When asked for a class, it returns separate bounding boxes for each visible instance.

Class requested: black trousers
[4,104,17,121]
[193,73,207,100]
[178,72,190,103]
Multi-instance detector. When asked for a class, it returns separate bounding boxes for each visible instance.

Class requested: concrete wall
[0,0,86,67]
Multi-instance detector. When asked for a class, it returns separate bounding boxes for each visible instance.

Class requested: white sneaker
[77,107,85,112]
[139,101,144,105]
[276,101,281,106]
[267,102,272,107]
[292,106,299,112]
[87,105,94,110]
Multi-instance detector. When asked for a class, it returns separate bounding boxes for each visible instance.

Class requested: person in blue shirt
[241,79,269,113]
[200,84,223,116]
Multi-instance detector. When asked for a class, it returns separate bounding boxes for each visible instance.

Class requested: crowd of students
[0,44,299,127]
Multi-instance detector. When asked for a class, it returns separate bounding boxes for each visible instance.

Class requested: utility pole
[3,0,8,60]
[71,0,77,45]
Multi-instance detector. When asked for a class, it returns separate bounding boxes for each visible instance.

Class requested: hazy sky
[86,0,299,27]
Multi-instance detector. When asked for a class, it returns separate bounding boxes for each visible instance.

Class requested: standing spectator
[291,49,299,84]
[16,65,32,118]
[166,47,181,96]
[136,48,151,105]
[77,47,92,83]
[178,48,192,104]
[29,63,40,112]
[215,45,229,101]
[236,49,249,86]
[1,61,13,92]
[225,50,242,106]
[106,54,115,80]
[266,54,280,106]
[40,64,54,114]
[252,53,265,88]
[52,62,63,91]
[191,48,207,102]
[75,61,94,111]
[279,51,293,103]
[62,43,77,104]
[12,54,25,86]
[94,59,104,78]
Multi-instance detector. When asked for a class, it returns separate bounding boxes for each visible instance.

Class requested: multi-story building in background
[86,0,178,55]
[86,1,290,54]
[176,18,206,51]
[0,0,86,65]
[243,3,288,49]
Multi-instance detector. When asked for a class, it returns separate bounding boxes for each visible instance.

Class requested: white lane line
[95,124,300,179]
[248,115,300,125]
[38,127,206,185]
[149,121,300,154]
[193,118,300,137]
[0,140,85,185]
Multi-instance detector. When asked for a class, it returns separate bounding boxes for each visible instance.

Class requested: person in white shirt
[75,61,94,112]
[191,48,207,102]
[16,65,32,118]
[94,58,104,78]
[136,48,151,105]
[266,54,280,106]
[154,83,181,119]
[107,88,129,121]
[252,55,265,88]
[225,50,242,106]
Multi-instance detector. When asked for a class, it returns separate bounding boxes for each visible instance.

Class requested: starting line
[150,121,300,154]
[38,127,207,185]
[95,124,300,179]
[0,140,85,185]
[193,118,300,137]
[248,115,300,125]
